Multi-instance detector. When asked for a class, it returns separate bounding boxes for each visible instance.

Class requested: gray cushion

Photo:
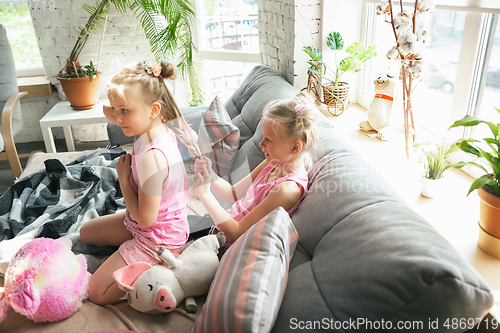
[220,66,494,331]
[0,24,23,152]
[273,128,494,331]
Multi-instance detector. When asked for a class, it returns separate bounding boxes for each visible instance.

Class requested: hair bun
[160,61,177,80]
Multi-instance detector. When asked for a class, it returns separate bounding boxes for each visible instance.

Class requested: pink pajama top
[124,127,189,248]
[227,164,309,222]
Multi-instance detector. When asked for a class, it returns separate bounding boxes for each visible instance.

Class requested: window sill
[17,76,55,97]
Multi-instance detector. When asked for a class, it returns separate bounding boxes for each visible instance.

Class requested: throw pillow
[192,207,299,333]
[198,95,240,178]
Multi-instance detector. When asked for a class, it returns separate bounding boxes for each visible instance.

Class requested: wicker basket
[323,82,350,116]
[302,72,352,116]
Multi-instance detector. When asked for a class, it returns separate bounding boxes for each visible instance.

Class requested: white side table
[39,101,109,153]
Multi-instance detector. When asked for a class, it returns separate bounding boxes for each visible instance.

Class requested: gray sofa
[108,65,494,331]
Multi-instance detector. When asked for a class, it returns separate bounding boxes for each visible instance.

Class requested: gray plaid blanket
[0,148,127,273]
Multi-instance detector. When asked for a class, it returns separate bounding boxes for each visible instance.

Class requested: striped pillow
[198,96,240,178]
[192,207,299,333]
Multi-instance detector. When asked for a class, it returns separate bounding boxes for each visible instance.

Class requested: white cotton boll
[399,43,412,55]
[408,60,424,75]
[398,32,417,45]
[403,8,414,18]
[394,16,411,33]
[409,40,422,55]
[401,9,414,18]
[398,32,419,54]
[418,0,436,12]
[376,0,390,14]
[417,31,430,43]
[386,46,399,59]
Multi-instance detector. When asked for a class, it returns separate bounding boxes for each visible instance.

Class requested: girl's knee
[87,275,102,304]
[87,274,109,305]
[79,224,91,244]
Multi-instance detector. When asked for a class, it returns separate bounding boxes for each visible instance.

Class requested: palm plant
[57,0,203,106]
[447,110,500,197]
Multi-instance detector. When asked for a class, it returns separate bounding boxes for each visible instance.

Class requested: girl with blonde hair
[194,92,318,250]
[80,60,200,305]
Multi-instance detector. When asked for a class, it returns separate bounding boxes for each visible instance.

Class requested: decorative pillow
[192,207,299,333]
[198,95,240,178]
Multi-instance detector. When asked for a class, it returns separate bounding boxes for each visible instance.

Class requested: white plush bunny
[359,72,397,141]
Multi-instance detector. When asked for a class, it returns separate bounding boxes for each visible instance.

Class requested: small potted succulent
[303,31,376,115]
[416,141,456,198]
[447,110,500,258]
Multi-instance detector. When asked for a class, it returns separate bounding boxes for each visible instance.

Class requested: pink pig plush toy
[0,237,90,323]
[113,234,225,314]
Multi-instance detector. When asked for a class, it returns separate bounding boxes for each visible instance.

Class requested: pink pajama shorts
[118,232,183,265]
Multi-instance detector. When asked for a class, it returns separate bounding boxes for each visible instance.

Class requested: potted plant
[57,60,101,110]
[56,0,107,110]
[416,141,456,198]
[56,0,202,110]
[447,110,500,258]
[303,31,376,115]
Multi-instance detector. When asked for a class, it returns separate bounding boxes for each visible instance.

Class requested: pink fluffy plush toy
[0,237,91,323]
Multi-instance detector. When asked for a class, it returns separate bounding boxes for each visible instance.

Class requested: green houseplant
[304,31,377,87]
[303,31,376,115]
[447,110,500,258]
[57,0,202,109]
[423,142,457,180]
[416,141,456,198]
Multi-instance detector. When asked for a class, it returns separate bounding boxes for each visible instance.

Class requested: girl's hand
[116,154,132,183]
[195,161,212,199]
[194,156,213,176]
[103,105,115,122]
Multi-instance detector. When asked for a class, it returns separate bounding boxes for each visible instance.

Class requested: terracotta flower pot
[477,187,500,258]
[57,74,101,110]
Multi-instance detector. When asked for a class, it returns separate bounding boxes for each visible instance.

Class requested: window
[0,1,45,76]
[361,1,500,143]
[473,14,500,141]
[196,0,259,53]
[201,59,258,102]
[195,0,260,102]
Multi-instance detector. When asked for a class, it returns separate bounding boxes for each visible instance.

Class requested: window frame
[360,1,500,123]
[1,0,45,77]
[360,1,500,178]
[193,0,261,64]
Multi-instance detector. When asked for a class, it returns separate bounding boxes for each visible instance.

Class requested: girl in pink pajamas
[194,92,319,246]
[80,61,200,305]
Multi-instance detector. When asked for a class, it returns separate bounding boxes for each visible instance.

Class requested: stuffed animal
[0,237,90,323]
[113,233,225,314]
[359,72,397,141]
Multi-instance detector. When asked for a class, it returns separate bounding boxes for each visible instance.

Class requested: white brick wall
[258,0,320,88]
[17,0,189,143]
[17,0,334,144]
